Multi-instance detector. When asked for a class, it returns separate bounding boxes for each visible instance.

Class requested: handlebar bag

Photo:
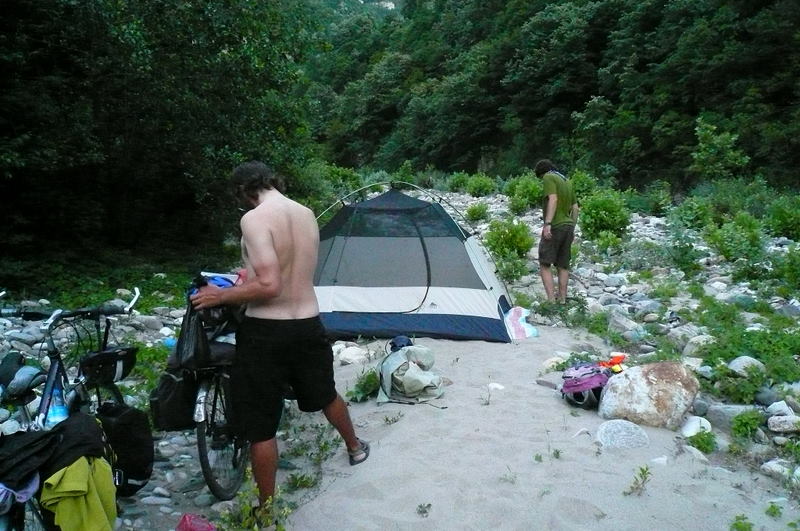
[80,346,137,386]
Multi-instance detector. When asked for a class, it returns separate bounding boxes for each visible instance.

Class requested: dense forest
[1,0,798,288]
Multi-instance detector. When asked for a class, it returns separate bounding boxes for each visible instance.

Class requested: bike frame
[30,288,140,430]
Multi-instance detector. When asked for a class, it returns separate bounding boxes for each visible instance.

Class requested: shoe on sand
[348,438,370,466]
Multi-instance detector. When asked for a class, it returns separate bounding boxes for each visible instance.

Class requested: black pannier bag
[149,369,198,431]
[96,402,154,497]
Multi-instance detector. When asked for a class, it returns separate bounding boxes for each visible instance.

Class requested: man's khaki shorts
[538,224,575,269]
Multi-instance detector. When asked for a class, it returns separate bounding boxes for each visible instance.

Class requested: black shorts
[232,315,337,443]
[538,224,575,269]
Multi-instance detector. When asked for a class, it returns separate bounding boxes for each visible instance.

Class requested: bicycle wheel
[196,371,249,500]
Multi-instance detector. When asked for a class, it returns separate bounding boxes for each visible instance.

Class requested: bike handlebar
[40,287,141,332]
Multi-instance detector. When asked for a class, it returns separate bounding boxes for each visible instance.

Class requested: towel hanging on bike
[0,430,58,491]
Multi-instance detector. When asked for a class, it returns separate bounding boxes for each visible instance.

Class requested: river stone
[1,419,21,435]
[680,415,712,438]
[727,355,766,377]
[682,335,715,357]
[667,323,705,350]
[767,400,794,417]
[705,404,759,433]
[595,419,649,449]
[140,496,172,505]
[767,415,800,433]
[338,346,369,365]
[599,362,699,429]
[760,458,793,481]
[755,386,780,407]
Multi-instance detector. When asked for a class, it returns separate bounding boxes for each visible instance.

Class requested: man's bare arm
[542,193,558,239]
[191,214,282,309]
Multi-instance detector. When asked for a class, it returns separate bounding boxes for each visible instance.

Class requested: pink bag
[176,514,217,531]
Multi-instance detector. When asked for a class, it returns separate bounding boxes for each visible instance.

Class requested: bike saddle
[2,365,47,401]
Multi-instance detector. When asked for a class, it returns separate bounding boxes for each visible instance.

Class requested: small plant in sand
[533,453,543,463]
[765,502,782,519]
[310,424,340,465]
[552,449,562,459]
[217,477,292,530]
[417,503,432,518]
[345,368,380,402]
[686,431,717,454]
[500,466,518,484]
[384,412,404,425]
[729,514,753,531]
[622,465,651,496]
[285,472,319,492]
[731,410,764,441]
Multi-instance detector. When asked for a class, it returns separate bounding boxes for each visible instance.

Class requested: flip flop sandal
[348,438,370,466]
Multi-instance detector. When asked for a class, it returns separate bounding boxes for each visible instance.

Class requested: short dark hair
[534,159,557,177]
[232,161,285,199]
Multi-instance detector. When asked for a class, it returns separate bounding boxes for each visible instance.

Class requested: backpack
[561,363,610,410]
[96,402,154,497]
[149,369,198,431]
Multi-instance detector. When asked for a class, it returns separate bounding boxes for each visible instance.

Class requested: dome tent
[314,187,512,342]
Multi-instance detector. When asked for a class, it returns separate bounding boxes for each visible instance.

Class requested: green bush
[617,240,670,271]
[580,188,631,240]
[465,173,496,197]
[773,245,800,294]
[511,290,534,308]
[505,173,544,215]
[705,212,765,261]
[596,230,622,256]
[690,176,772,223]
[569,169,599,202]
[686,431,716,454]
[689,117,750,182]
[484,219,534,258]
[624,180,671,216]
[664,226,705,276]
[711,365,767,405]
[465,202,490,222]
[668,196,714,230]
[393,160,415,183]
[495,254,529,283]
[448,171,470,192]
[731,409,764,440]
[508,194,529,215]
[765,194,800,241]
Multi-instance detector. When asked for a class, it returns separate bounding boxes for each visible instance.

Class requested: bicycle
[186,274,250,500]
[0,288,140,529]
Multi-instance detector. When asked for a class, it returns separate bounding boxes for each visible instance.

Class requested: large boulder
[599,361,699,429]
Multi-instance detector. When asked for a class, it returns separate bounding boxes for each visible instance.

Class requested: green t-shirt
[541,171,576,227]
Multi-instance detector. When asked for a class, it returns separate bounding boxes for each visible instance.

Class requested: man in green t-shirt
[535,159,578,303]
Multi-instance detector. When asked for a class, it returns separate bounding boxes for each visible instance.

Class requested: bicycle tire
[196,371,249,500]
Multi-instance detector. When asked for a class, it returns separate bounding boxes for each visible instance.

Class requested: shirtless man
[191,161,368,506]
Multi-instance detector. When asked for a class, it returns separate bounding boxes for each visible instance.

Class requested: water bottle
[45,381,69,429]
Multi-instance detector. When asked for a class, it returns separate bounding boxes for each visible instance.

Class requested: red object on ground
[176,513,217,531]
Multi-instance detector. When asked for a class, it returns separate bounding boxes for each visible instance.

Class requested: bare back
[241,191,320,319]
